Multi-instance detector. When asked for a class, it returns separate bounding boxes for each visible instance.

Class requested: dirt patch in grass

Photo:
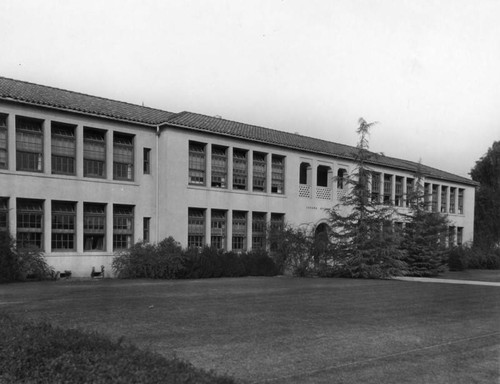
[1,277,499,383]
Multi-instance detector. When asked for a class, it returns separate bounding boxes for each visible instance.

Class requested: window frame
[83,128,106,179]
[16,198,44,250]
[143,148,151,175]
[113,132,135,181]
[0,114,7,169]
[83,203,106,251]
[211,210,226,250]
[51,122,76,175]
[232,211,247,251]
[51,201,76,251]
[211,145,228,188]
[113,204,134,250]
[188,208,205,248]
[188,142,206,186]
[16,116,44,173]
[252,152,267,192]
[271,155,285,194]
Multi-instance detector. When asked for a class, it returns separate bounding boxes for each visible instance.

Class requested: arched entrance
[313,223,330,264]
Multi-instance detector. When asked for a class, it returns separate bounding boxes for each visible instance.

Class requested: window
[84,128,106,178]
[317,165,330,187]
[143,217,150,242]
[211,210,226,250]
[253,152,267,192]
[143,148,151,174]
[424,183,431,211]
[458,189,464,214]
[457,227,463,246]
[232,211,247,251]
[432,185,439,212]
[405,178,414,207]
[441,186,448,213]
[113,133,134,181]
[16,116,43,172]
[271,155,284,194]
[449,188,456,214]
[270,213,284,251]
[395,177,403,207]
[84,203,106,251]
[448,226,455,247]
[0,197,8,231]
[211,146,227,188]
[233,149,247,190]
[188,208,205,248]
[17,199,43,249]
[0,114,7,169]
[252,212,266,250]
[371,173,380,203]
[52,201,76,251]
[51,122,76,175]
[113,205,134,250]
[189,142,206,185]
[337,168,346,190]
[383,175,392,205]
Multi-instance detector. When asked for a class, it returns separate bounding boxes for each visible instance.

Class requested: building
[0,77,476,277]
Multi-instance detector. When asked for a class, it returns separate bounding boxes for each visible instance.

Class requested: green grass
[1,276,499,383]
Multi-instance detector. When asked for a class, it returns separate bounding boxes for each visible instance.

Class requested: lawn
[1,276,499,383]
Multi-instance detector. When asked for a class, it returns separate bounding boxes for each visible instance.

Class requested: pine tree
[326,118,407,278]
[400,163,450,276]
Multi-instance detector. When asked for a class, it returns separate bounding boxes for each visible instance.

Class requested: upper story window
[0,114,7,169]
[113,132,134,181]
[16,116,43,172]
[143,148,151,175]
[84,128,106,178]
[431,185,439,212]
[189,142,206,185]
[371,172,380,203]
[51,122,76,175]
[424,183,431,210]
[211,146,227,188]
[253,152,267,192]
[395,177,403,206]
[405,178,414,207]
[233,149,248,190]
[271,155,285,194]
[458,189,464,214]
[337,168,347,190]
[383,175,392,205]
[17,198,44,250]
[449,187,456,214]
[441,186,448,213]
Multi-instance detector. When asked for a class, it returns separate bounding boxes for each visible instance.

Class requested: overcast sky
[1,0,499,178]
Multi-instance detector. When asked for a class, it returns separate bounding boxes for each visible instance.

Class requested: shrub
[113,237,185,279]
[448,245,500,270]
[17,246,55,281]
[0,313,236,384]
[0,231,19,283]
[240,249,279,276]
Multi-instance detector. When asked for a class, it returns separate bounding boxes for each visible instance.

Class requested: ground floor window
[84,203,106,251]
[52,201,76,251]
[113,205,134,250]
[211,210,226,250]
[143,217,150,243]
[188,208,205,248]
[232,211,247,251]
[17,199,44,249]
[252,212,266,250]
[457,227,463,246]
[0,197,8,231]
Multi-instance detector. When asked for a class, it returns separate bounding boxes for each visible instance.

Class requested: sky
[1,0,499,178]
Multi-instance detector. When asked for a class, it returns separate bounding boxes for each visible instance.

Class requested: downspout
[156,125,161,242]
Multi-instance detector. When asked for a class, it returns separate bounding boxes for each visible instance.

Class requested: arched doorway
[313,223,330,264]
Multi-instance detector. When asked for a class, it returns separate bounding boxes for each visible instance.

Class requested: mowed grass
[1,276,499,383]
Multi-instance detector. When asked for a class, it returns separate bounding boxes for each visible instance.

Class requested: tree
[400,164,450,276]
[470,141,500,248]
[325,118,407,278]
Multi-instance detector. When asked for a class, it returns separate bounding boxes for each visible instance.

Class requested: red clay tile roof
[166,112,477,186]
[0,76,476,186]
[0,76,174,125]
